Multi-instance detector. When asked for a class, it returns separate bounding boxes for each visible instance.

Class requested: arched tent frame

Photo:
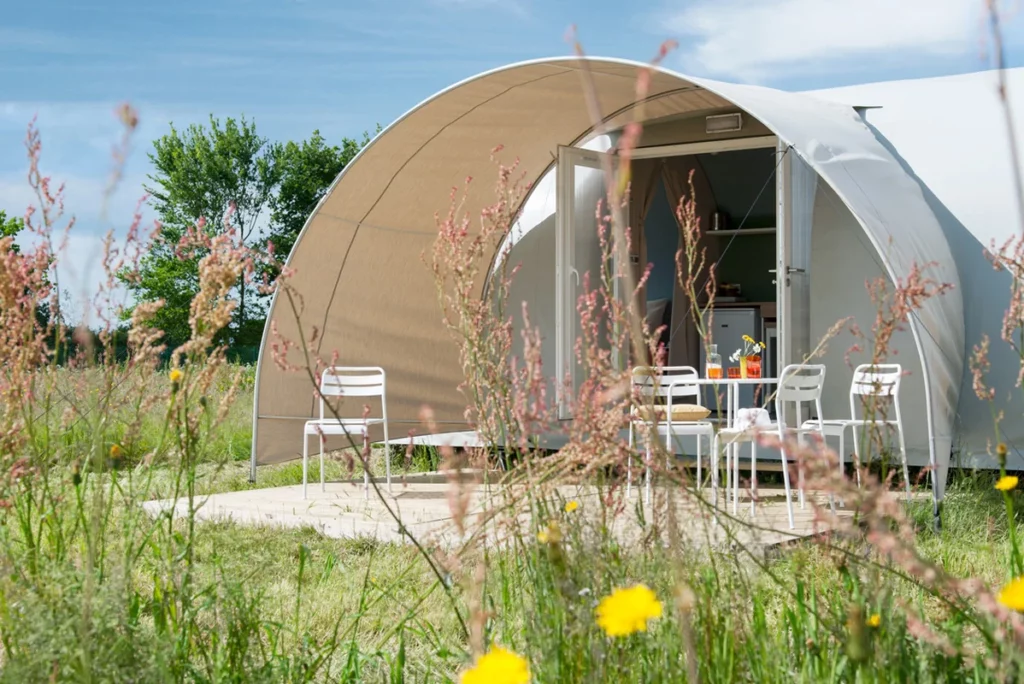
[251,57,964,512]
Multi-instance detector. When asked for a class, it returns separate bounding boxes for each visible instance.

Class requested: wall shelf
[706,227,776,236]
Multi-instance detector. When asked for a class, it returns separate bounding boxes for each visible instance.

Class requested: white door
[555,145,620,419]
[776,144,816,372]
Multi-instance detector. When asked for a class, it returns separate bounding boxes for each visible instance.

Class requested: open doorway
[636,144,780,410]
[554,136,809,419]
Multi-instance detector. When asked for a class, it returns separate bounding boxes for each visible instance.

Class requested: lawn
[0,362,1017,682]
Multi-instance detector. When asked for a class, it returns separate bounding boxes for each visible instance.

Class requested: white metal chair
[802,363,909,500]
[713,364,826,529]
[302,366,390,499]
[627,366,715,505]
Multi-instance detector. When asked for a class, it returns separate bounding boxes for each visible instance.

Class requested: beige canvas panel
[315,63,579,226]
[316,225,464,428]
[255,64,738,466]
[256,215,359,429]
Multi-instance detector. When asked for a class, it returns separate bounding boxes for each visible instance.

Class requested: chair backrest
[632,366,701,402]
[849,363,902,421]
[775,364,826,428]
[318,366,387,420]
[849,363,901,397]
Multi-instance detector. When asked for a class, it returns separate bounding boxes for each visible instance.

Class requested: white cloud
[664,0,987,82]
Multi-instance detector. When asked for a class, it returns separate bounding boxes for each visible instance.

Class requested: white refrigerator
[699,308,764,411]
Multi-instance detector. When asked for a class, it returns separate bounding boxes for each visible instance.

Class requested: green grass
[6,365,1024,682]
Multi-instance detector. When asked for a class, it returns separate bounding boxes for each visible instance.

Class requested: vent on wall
[705,112,743,134]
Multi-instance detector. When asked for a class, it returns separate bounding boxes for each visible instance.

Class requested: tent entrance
[553,134,814,419]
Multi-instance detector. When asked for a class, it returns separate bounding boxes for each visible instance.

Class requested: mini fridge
[699,308,763,411]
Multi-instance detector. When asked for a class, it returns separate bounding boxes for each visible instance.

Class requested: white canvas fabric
[252,57,984,503]
[807,69,1024,487]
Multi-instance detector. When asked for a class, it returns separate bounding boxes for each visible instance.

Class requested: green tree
[128,118,375,355]
[127,115,282,351]
[0,210,24,251]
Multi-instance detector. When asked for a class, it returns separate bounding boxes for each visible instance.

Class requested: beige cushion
[631,404,711,422]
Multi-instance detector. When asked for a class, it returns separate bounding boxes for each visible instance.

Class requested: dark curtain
[660,156,719,369]
[626,158,661,364]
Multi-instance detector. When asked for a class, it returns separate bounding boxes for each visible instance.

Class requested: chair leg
[797,432,806,510]
[732,442,741,515]
[644,441,652,506]
[711,434,720,507]
[725,442,732,509]
[779,443,795,530]
[750,440,757,518]
[665,425,673,481]
[302,433,309,500]
[363,433,370,501]
[384,423,392,495]
[696,433,703,490]
[897,421,911,502]
[320,434,326,493]
[851,424,863,488]
[627,424,634,499]
[838,429,846,508]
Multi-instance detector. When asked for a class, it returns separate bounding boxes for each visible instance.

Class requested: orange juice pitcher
[706,344,722,379]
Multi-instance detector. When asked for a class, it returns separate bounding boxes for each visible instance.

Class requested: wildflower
[537,521,561,545]
[459,644,530,684]
[564,500,579,513]
[109,444,123,459]
[996,476,1018,491]
[867,613,881,628]
[742,334,754,344]
[595,583,663,637]
[169,368,183,383]
[999,577,1024,611]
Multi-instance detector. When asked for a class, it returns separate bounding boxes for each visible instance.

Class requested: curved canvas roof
[808,68,1024,477]
[252,57,964,498]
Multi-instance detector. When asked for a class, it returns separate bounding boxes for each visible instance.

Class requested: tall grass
[4,22,1024,684]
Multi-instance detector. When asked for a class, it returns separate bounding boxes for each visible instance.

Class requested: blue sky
[1,0,1022,320]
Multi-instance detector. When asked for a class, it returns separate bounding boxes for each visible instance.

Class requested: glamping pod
[251,57,1024,509]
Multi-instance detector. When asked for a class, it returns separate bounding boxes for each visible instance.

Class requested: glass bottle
[706,344,722,379]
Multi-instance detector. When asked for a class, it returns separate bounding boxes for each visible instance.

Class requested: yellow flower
[867,613,881,628]
[169,368,183,383]
[109,444,123,459]
[595,583,663,637]
[996,476,1018,491]
[742,334,754,344]
[999,577,1024,611]
[460,645,531,684]
[564,500,579,513]
[537,521,561,545]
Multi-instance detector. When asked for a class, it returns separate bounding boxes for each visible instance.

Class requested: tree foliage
[0,210,24,252]
[124,117,372,355]
[126,116,280,351]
